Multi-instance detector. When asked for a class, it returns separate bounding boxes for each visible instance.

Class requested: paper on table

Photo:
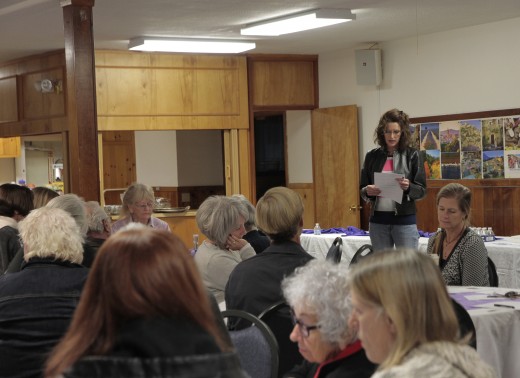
[374,172,403,204]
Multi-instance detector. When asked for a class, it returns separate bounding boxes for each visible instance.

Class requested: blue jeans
[369,223,419,251]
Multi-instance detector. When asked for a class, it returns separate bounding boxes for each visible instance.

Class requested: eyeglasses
[290,308,320,338]
[384,130,401,135]
[133,202,154,210]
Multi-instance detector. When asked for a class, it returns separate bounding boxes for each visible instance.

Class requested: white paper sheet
[374,172,404,204]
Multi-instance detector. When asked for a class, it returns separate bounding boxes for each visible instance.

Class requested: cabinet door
[312,105,360,228]
[101,131,136,204]
[0,137,21,158]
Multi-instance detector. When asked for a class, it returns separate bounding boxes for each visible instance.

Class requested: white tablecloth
[448,286,520,378]
[300,234,520,288]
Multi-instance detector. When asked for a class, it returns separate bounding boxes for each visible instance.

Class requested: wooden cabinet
[0,137,20,157]
[248,55,318,109]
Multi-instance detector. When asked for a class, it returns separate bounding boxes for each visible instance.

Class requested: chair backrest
[258,300,302,377]
[350,244,373,266]
[221,309,279,378]
[451,298,477,349]
[325,236,343,264]
[488,257,499,287]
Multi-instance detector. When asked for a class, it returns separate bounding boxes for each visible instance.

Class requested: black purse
[325,237,343,264]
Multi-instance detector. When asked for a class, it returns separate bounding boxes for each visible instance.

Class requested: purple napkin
[302,226,368,236]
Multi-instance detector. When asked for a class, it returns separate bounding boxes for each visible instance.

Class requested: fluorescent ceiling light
[129,38,256,54]
[241,9,355,36]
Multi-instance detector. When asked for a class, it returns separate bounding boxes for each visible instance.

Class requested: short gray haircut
[85,201,109,233]
[232,194,257,231]
[196,195,248,249]
[282,260,355,349]
[46,194,88,237]
[19,207,83,264]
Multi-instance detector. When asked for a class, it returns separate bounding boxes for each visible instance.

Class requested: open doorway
[254,113,286,201]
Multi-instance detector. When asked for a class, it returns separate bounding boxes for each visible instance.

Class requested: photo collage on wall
[409,115,520,179]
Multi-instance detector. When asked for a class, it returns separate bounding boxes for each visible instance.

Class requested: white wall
[286,110,313,183]
[135,131,179,186]
[319,17,520,164]
[0,158,15,184]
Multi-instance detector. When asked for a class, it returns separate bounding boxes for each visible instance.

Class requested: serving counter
[111,210,201,250]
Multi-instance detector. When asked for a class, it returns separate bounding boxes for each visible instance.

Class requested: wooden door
[312,105,360,228]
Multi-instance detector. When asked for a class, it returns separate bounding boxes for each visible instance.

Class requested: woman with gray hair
[282,260,376,378]
[232,194,270,253]
[194,195,255,303]
[111,183,170,233]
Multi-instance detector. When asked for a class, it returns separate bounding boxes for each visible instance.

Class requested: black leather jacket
[63,352,247,378]
[360,147,426,216]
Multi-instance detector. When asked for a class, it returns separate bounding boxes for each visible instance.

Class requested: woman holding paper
[360,109,426,251]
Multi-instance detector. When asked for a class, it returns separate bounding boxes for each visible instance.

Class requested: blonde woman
[349,248,496,378]
[111,183,170,233]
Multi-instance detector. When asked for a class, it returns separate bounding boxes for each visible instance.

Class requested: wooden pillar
[60,0,100,201]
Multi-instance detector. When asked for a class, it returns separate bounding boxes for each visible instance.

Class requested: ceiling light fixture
[240,8,355,36]
[128,37,256,54]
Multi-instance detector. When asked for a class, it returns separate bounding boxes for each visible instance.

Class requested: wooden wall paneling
[248,56,318,108]
[152,186,179,207]
[95,51,249,131]
[101,131,136,193]
[287,183,315,229]
[0,77,18,123]
[415,179,520,236]
[238,129,252,200]
[22,68,65,120]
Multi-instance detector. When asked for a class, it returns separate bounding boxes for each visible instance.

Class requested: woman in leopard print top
[427,183,489,286]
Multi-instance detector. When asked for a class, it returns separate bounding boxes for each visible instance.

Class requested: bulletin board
[410,108,520,180]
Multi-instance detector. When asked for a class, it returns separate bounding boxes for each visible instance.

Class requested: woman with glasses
[360,108,426,251]
[281,260,376,378]
[111,183,170,233]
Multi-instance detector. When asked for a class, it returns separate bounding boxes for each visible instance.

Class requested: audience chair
[350,244,373,266]
[258,300,302,378]
[488,257,499,287]
[221,309,279,378]
[325,237,343,264]
[451,298,477,349]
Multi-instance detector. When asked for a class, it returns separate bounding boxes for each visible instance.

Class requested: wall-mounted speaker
[355,49,382,86]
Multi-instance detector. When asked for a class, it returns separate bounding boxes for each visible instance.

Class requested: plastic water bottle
[313,223,322,235]
[485,227,495,242]
[191,234,199,256]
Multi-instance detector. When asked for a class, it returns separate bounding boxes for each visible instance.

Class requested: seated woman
[349,248,496,378]
[0,207,89,377]
[427,183,489,286]
[194,195,255,303]
[111,183,170,233]
[233,194,270,253]
[282,260,376,378]
[44,226,246,378]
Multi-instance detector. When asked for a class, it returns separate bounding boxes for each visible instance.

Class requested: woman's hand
[226,235,247,251]
[365,184,381,197]
[397,177,410,191]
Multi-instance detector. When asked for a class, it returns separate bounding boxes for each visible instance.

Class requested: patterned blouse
[427,228,489,286]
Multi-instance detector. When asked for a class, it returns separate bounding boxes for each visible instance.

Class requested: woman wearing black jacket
[360,109,426,251]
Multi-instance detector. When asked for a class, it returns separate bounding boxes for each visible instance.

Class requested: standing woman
[111,183,170,233]
[360,109,426,251]
[427,183,489,286]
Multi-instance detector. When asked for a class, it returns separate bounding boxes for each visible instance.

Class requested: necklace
[442,227,465,258]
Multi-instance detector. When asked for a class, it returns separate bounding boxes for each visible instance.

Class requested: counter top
[110,210,197,220]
